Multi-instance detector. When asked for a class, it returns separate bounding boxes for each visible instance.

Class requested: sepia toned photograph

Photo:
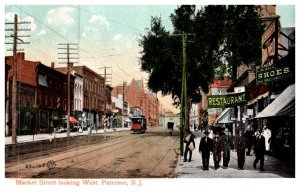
[2,1,296,192]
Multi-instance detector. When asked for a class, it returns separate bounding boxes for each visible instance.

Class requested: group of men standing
[184,125,272,171]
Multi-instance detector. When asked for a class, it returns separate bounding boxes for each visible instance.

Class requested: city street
[5,127,180,178]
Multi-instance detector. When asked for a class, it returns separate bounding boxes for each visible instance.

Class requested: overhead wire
[14,5,147,85]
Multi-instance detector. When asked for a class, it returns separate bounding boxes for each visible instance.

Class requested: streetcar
[130,115,147,134]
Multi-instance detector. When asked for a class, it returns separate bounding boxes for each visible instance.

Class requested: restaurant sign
[208,92,246,108]
[256,66,290,84]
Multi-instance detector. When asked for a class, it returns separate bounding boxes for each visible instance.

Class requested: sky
[3,4,296,114]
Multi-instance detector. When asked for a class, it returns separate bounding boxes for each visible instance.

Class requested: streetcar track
[31,134,142,177]
[6,129,180,178]
[33,134,171,178]
[5,133,128,167]
[96,135,177,178]
[148,137,179,174]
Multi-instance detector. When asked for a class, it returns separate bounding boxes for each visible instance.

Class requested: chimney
[68,63,73,68]
[51,62,55,68]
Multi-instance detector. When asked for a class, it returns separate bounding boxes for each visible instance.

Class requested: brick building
[37,64,74,133]
[5,53,71,135]
[65,66,106,129]
[112,79,160,126]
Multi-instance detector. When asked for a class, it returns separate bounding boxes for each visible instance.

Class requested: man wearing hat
[253,129,266,171]
[221,128,234,169]
[236,127,246,170]
[199,130,213,170]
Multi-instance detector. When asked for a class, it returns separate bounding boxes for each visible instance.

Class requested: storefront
[254,84,295,161]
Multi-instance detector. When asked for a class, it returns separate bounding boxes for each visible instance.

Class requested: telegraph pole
[58,43,78,137]
[99,67,112,115]
[5,14,30,143]
[179,32,187,156]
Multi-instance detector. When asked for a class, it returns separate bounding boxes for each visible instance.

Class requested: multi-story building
[71,66,106,129]
[6,53,38,135]
[55,64,83,128]
[224,5,295,161]
[112,79,160,126]
[37,63,74,133]
[5,52,72,135]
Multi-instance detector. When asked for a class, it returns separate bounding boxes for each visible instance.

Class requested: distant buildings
[5,52,160,136]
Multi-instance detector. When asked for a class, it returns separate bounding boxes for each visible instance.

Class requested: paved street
[5,126,180,178]
[175,131,295,178]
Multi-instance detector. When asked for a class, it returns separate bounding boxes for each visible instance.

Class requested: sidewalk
[175,131,295,178]
[5,127,131,145]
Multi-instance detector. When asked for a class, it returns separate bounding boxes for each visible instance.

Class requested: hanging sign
[256,66,290,84]
[208,92,246,108]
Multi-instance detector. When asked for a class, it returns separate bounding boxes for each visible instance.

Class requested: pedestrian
[236,128,246,170]
[183,130,196,162]
[253,129,266,171]
[262,125,272,154]
[49,120,53,135]
[221,128,234,169]
[245,125,254,156]
[199,130,213,170]
[213,132,222,170]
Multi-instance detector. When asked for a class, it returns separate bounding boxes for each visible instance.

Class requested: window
[38,74,48,87]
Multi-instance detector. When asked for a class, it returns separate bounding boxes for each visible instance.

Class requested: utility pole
[179,32,187,156]
[177,31,195,156]
[99,67,112,114]
[5,14,30,144]
[58,43,78,137]
[122,81,126,128]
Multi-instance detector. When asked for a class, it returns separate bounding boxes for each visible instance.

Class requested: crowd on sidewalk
[183,125,271,172]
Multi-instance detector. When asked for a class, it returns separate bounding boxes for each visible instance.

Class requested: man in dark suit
[253,129,266,171]
[236,128,247,170]
[199,130,213,170]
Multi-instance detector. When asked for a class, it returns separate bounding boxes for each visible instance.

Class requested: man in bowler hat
[199,130,213,170]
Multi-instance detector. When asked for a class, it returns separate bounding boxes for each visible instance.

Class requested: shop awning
[214,107,234,124]
[247,91,269,106]
[255,84,295,118]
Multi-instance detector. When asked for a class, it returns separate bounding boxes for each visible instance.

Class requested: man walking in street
[199,130,213,171]
[221,128,234,169]
[253,129,266,171]
[236,128,246,170]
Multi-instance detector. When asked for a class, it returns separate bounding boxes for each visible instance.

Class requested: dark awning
[255,84,295,118]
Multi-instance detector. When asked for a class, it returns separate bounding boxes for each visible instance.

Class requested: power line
[78,7,143,33]
[12,5,145,86]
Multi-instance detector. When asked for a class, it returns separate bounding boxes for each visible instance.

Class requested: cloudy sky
[4,4,295,113]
